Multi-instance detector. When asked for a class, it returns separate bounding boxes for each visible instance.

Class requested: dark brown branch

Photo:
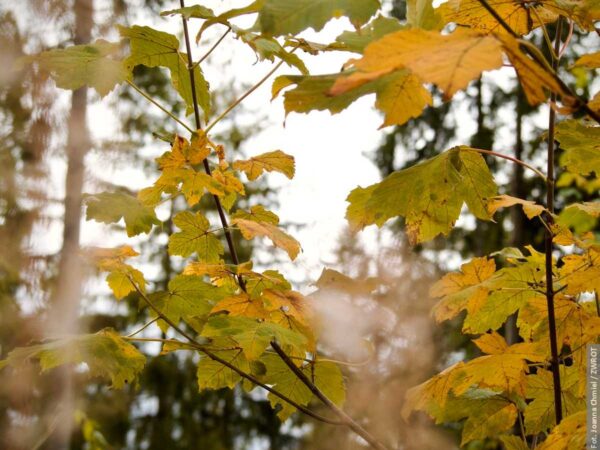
[126,276,343,425]
[271,342,390,450]
[179,0,246,290]
[545,17,564,425]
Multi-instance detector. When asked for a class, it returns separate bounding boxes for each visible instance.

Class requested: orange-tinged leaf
[233,218,301,260]
[498,33,565,105]
[574,51,600,69]
[537,411,586,450]
[486,194,546,219]
[439,0,557,35]
[211,293,270,319]
[350,28,503,99]
[473,331,508,354]
[156,134,209,170]
[261,289,312,325]
[233,150,295,181]
[453,354,530,396]
[402,362,464,418]
[431,257,496,297]
[231,205,279,225]
[374,71,433,128]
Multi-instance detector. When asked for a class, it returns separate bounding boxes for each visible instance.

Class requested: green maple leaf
[261,354,345,420]
[346,147,497,244]
[150,275,228,332]
[119,25,210,118]
[202,315,307,360]
[555,119,600,178]
[20,40,129,97]
[0,329,145,389]
[84,192,160,237]
[256,0,381,36]
[197,349,251,390]
[168,211,224,262]
[335,15,403,53]
[231,205,279,225]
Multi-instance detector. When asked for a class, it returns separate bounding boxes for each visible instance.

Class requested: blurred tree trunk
[46,0,93,446]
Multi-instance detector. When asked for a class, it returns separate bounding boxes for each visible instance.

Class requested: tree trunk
[46,0,93,446]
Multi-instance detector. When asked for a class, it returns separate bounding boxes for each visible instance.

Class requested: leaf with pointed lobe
[231,205,279,225]
[486,194,546,219]
[150,275,226,332]
[168,211,224,262]
[346,147,497,244]
[261,353,345,420]
[211,293,270,319]
[19,40,129,97]
[119,25,210,118]
[497,33,565,105]
[0,329,145,389]
[345,28,503,100]
[460,398,517,445]
[233,150,295,181]
[261,289,312,326]
[233,218,301,260]
[84,192,160,237]
[160,5,215,19]
[537,411,586,450]
[156,134,210,170]
[524,366,585,434]
[555,119,600,178]
[500,436,530,450]
[439,0,557,35]
[335,15,404,53]
[197,349,251,391]
[256,0,381,36]
[202,315,308,360]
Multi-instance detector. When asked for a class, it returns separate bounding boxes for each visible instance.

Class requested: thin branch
[126,276,343,426]
[470,147,547,180]
[205,49,297,134]
[192,27,232,70]
[179,0,246,289]
[271,342,390,450]
[126,80,194,133]
[545,16,564,425]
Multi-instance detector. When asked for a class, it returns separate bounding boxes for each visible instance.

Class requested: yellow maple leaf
[439,0,557,35]
[233,218,301,260]
[261,289,312,325]
[233,150,295,181]
[346,28,504,100]
[430,257,496,322]
[498,33,565,105]
[486,194,546,219]
[211,293,270,319]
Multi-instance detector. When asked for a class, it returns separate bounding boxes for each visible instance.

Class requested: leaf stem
[469,147,547,180]
[126,80,194,133]
[191,27,232,70]
[205,48,297,134]
[126,317,159,337]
